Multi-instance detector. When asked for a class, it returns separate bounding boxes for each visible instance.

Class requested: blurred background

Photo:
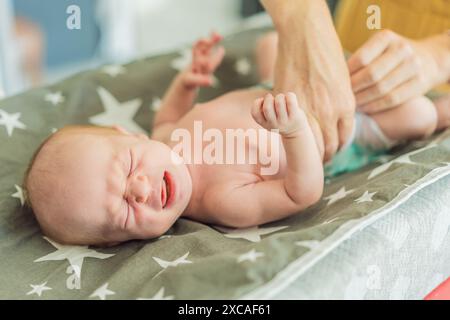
[0,0,337,98]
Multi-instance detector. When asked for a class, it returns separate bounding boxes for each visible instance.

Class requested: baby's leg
[369,96,438,142]
[433,94,450,131]
[255,31,278,83]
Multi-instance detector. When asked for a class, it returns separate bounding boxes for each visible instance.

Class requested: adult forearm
[261,0,332,38]
[260,0,355,161]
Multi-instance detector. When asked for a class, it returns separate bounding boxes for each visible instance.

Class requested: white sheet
[272,174,450,299]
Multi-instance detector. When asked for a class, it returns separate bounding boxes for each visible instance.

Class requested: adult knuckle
[380,29,395,40]
[398,41,413,56]
[366,67,379,82]
[409,56,421,70]
[373,81,386,95]
[385,93,398,106]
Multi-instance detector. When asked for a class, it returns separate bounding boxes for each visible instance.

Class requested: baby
[24,32,447,246]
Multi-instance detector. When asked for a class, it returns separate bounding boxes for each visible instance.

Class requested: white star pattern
[151,97,162,112]
[215,225,288,243]
[368,144,436,179]
[90,283,115,300]
[324,186,355,206]
[0,109,26,137]
[237,249,264,263]
[45,92,65,106]
[102,65,126,77]
[11,184,25,206]
[34,237,115,280]
[171,49,192,71]
[26,282,52,297]
[235,58,251,75]
[137,287,174,300]
[89,87,144,134]
[355,191,377,204]
[295,240,321,250]
[152,252,193,279]
[153,252,192,269]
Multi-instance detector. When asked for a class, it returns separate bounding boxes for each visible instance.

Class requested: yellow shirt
[334,0,450,94]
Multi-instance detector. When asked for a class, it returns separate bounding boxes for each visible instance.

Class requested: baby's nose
[128,175,151,204]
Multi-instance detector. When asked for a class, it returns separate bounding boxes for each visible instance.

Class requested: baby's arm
[152,32,225,141]
[204,93,324,228]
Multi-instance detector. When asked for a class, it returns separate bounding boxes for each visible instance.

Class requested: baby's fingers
[262,94,276,125]
[274,94,288,124]
[251,97,265,124]
[209,46,225,71]
[183,72,212,88]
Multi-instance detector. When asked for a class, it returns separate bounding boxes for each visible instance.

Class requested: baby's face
[36,127,192,244]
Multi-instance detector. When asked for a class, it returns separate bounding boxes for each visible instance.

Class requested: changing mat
[1,26,450,300]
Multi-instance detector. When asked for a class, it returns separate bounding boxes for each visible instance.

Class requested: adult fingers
[351,40,413,93]
[359,77,422,114]
[348,29,396,74]
[355,56,419,106]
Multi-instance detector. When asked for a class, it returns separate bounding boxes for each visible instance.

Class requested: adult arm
[261,0,356,162]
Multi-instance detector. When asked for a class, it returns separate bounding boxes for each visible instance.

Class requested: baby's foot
[434,94,450,131]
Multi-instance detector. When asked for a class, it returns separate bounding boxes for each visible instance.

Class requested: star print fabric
[1,26,450,300]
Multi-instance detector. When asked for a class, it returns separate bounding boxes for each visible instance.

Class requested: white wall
[97,0,243,63]
[134,0,243,55]
[0,0,24,97]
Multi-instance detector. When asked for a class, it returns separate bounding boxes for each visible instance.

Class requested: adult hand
[348,30,450,114]
[261,0,355,162]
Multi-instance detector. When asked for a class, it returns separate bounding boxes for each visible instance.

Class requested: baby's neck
[180,162,197,217]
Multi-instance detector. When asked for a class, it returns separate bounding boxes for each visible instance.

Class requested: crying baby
[24,32,444,246]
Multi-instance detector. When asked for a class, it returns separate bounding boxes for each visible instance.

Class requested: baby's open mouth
[161,171,171,209]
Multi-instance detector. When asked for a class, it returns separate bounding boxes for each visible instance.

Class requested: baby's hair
[22,125,113,206]
[22,133,55,209]
[22,125,122,245]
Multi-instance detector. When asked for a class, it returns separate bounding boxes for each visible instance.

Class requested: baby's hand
[182,32,225,89]
[251,93,309,137]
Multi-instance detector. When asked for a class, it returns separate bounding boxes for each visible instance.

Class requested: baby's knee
[400,96,438,139]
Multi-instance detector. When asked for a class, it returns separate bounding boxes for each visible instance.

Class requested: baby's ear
[112,125,130,135]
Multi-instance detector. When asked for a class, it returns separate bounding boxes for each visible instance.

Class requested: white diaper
[343,112,398,152]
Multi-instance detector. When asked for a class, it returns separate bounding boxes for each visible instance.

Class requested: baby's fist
[251,93,307,137]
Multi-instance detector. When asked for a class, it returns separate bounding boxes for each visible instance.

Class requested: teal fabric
[325,143,385,178]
